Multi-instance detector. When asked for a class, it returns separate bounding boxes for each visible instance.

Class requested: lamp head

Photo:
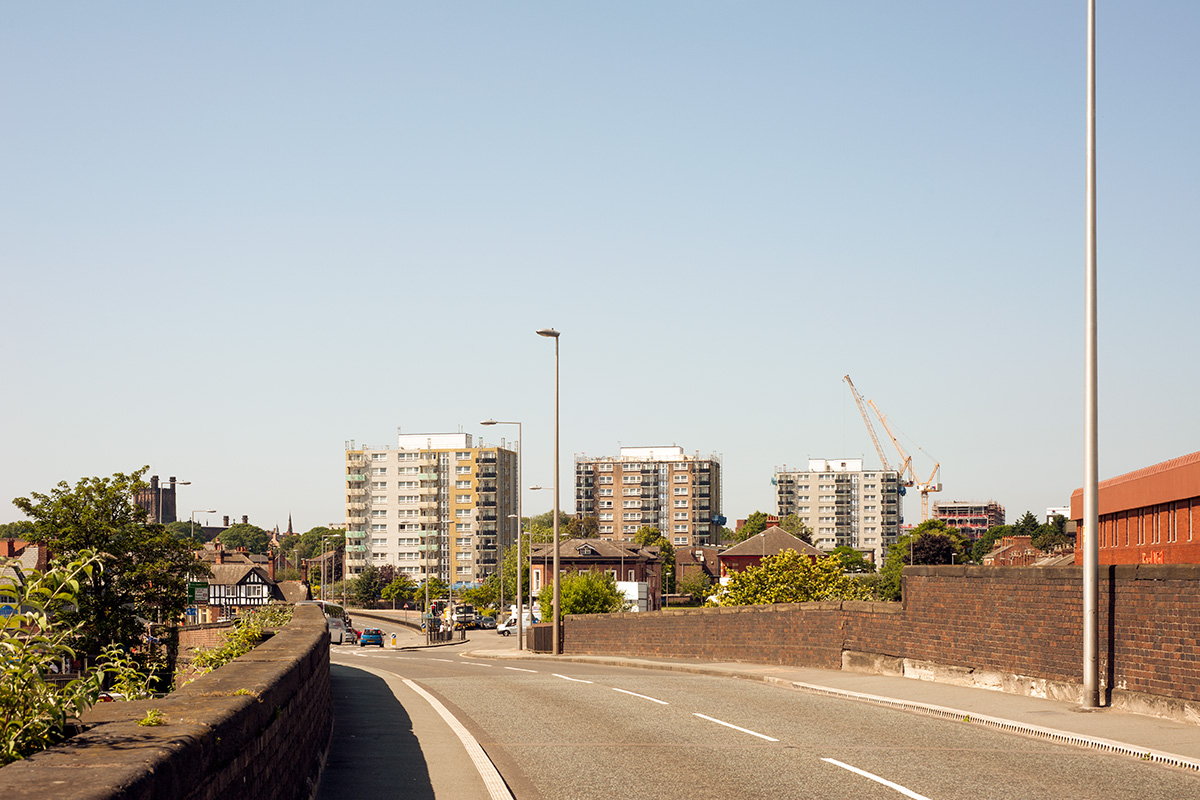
[535,328,560,338]
[480,419,498,426]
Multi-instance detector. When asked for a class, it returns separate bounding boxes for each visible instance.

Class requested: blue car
[358,628,384,647]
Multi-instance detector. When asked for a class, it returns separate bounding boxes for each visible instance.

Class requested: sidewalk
[466,646,1200,772]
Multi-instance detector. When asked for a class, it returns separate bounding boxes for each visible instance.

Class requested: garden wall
[0,604,331,800]
[557,565,1200,716]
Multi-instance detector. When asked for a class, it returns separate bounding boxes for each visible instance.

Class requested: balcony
[417,471,438,480]
[477,483,497,494]
[345,544,366,553]
[347,516,366,525]
[347,502,367,511]
[417,543,439,552]
[346,531,366,540]
[477,500,497,508]
[476,455,497,464]
[417,485,438,495]
[477,470,497,480]
[418,500,438,511]
[346,474,366,482]
[346,456,366,466]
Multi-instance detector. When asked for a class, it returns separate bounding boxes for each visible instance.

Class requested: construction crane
[844,375,941,521]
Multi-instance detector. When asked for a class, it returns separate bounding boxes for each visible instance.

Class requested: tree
[676,572,714,604]
[13,467,209,665]
[0,520,35,539]
[418,577,449,610]
[538,570,625,618]
[778,514,814,545]
[1013,510,1041,539]
[353,564,382,608]
[1033,514,1072,552]
[633,526,675,593]
[717,550,870,606]
[219,523,270,555]
[165,520,206,547]
[972,524,1012,563]
[564,515,599,538]
[294,527,345,560]
[878,519,968,601]
[735,511,769,542]
[382,575,416,609]
[830,546,876,574]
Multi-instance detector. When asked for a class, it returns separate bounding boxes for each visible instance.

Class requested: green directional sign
[188,582,209,604]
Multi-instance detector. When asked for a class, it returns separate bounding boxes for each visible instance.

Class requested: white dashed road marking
[821,758,932,800]
[693,713,778,742]
[553,673,593,684]
[613,688,669,705]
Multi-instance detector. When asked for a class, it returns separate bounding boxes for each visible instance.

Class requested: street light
[481,418,523,647]
[190,509,216,543]
[535,327,562,655]
[159,478,191,524]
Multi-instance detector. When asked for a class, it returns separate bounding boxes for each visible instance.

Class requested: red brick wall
[561,564,1200,704]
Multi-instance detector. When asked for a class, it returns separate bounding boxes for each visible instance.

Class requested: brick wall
[0,605,331,800]
[560,565,1200,706]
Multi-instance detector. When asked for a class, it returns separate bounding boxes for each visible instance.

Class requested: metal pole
[516,424,523,650]
[1082,0,1101,709]
[552,335,561,655]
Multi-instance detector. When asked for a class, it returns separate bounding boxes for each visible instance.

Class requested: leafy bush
[188,604,294,677]
[0,552,107,765]
[714,549,872,606]
[538,571,627,619]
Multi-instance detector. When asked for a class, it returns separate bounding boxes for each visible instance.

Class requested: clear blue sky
[3,3,1198,532]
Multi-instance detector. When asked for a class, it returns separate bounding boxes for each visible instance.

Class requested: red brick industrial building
[1071,449,1200,565]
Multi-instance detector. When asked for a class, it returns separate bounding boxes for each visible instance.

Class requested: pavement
[345,609,1200,775]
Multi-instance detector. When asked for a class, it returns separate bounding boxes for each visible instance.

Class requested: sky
[3,3,1198,533]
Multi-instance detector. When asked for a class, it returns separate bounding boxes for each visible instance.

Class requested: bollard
[390,633,397,648]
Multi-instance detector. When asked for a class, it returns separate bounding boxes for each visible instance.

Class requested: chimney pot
[242,515,248,524]
[223,516,230,527]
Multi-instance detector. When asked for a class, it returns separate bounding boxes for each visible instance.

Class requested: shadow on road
[316,663,435,800]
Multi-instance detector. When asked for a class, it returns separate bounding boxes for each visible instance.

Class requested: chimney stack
[223,515,230,527]
[215,539,225,565]
[242,515,248,525]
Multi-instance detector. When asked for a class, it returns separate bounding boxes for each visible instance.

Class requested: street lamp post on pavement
[158,479,191,524]
[481,418,523,648]
[535,327,562,655]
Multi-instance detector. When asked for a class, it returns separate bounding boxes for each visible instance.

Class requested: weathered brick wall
[0,604,331,800]
[562,565,1200,705]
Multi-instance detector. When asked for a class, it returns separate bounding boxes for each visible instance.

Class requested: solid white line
[553,673,593,683]
[821,758,932,800]
[613,688,669,705]
[693,713,778,742]
[403,678,514,800]
[504,666,537,673]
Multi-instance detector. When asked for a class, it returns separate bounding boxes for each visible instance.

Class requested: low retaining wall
[559,565,1200,719]
[0,604,331,800]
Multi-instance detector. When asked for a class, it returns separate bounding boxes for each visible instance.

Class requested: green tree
[538,570,625,618]
[294,527,345,560]
[418,577,449,610]
[353,564,382,607]
[972,524,1012,563]
[1033,514,1072,552]
[736,511,769,541]
[219,523,270,555]
[381,575,416,609]
[633,526,675,593]
[676,572,714,604]
[716,525,737,545]
[165,520,206,547]
[564,515,599,538]
[778,514,814,545]
[717,549,870,606]
[1013,510,1041,538]
[830,546,876,573]
[0,520,35,539]
[461,581,498,612]
[878,519,968,601]
[13,468,209,664]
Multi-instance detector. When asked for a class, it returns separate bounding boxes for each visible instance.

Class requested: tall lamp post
[159,479,191,524]
[481,419,523,646]
[1082,0,1100,709]
[535,327,562,655]
[190,509,216,543]
[321,536,331,602]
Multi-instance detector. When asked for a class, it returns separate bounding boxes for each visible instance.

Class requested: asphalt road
[320,621,1200,800]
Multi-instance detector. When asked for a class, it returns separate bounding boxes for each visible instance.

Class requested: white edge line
[504,666,538,673]
[553,673,594,683]
[693,713,778,741]
[402,678,514,800]
[613,688,669,705]
[821,758,931,800]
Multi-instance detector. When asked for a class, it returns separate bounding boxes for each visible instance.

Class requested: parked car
[478,615,497,630]
[358,628,384,647]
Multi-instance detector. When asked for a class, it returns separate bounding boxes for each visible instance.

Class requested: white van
[497,611,539,637]
[328,617,352,645]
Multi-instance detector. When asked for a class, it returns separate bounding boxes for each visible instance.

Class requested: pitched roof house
[719,526,825,575]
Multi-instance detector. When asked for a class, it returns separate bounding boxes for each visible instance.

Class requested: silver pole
[1082,0,1101,709]
[552,335,561,655]
[516,423,523,650]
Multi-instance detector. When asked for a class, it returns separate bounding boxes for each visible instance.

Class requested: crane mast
[843,375,891,473]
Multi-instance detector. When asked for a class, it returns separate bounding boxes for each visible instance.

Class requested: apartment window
[622,512,642,521]
[674,462,688,470]
[456,537,470,547]
[673,536,688,545]
[456,494,471,503]
[674,512,688,520]
[623,500,641,509]
[398,495,418,504]
[399,537,419,547]
[371,524,387,532]
[456,452,471,460]
[674,500,687,508]
[397,509,418,518]
[456,480,471,489]
[600,512,613,521]
[673,474,687,483]
[456,566,471,575]
[371,481,387,490]
[456,551,472,562]
[371,537,387,547]
[623,487,642,496]
[372,552,386,561]
[371,495,387,504]
[622,475,642,484]
[456,522,471,531]
[623,525,638,534]
[372,467,387,476]
[456,466,471,474]
[600,525,614,533]
[599,500,613,509]
[674,524,688,532]
[455,508,472,518]
[598,464,613,472]
[598,476,613,485]
[370,510,386,518]
[599,488,613,497]
[399,466,419,475]
[674,487,688,496]
[398,480,418,489]
[371,453,387,461]
[398,452,418,461]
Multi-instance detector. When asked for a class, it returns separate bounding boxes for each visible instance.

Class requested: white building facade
[774,458,901,564]
[575,446,724,548]
[344,431,518,586]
